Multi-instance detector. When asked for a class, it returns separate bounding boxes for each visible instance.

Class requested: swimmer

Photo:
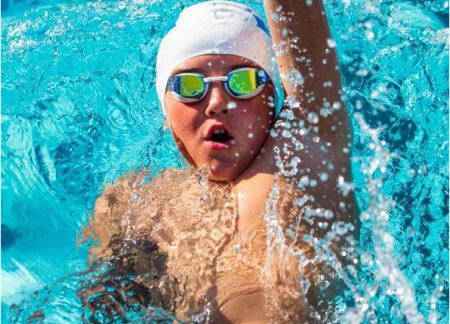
[81,0,359,322]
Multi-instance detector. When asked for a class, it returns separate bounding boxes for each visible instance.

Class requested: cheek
[165,96,183,128]
[236,100,274,148]
[245,100,274,129]
[165,100,201,141]
[235,112,271,149]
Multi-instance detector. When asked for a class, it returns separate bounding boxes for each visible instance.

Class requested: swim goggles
[166,68,270,103]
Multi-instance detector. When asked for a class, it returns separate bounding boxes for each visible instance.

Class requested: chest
[140,173,305,321]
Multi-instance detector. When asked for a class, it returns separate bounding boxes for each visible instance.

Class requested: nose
[204,83,230,117]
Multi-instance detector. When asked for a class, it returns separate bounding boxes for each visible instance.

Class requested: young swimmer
[81,0,358,322]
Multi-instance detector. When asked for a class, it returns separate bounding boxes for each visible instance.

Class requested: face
[164,54,276,182]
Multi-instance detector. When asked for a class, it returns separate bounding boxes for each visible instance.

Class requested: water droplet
[298,175,309,188]
[335,222,348,235]
[295,195,312,207]
[333,101,342,110]
[270,12,279,22]
[318,222,328,229]
[286,68,304,88]
[307,112,319,124]
[320,173,329,181]
[327,38,337,48]
[324,210,334,219]
[227,102,237,109]
[282,130,292,138]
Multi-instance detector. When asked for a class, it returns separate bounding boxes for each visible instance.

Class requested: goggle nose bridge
[203,76,229,83]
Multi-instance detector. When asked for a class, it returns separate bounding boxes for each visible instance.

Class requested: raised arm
[262,2,360,313]
[264,0,352,159]
[263,0,356,220]
[261,0,360,280]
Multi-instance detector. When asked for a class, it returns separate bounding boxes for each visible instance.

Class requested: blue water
[1,0,448,323]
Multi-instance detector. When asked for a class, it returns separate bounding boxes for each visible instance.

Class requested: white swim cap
[156,1,284,116]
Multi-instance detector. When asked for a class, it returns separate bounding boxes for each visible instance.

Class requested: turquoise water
[1,0,448,323]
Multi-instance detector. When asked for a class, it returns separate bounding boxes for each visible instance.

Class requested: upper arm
[80,172,173,320]
[83,173,149,265]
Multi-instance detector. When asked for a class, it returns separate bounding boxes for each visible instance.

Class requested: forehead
[171,54,260,75]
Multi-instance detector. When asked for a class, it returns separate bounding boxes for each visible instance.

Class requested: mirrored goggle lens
[178,75,205,98]
[228,69,265,96]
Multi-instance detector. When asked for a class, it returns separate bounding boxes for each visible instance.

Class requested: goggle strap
[255,70,268,86]
[166,76,180,92]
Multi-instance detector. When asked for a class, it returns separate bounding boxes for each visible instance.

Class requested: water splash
[346,114,425,323]
[2,0,448,322]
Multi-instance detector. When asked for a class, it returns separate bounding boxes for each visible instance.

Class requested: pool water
[1,0,448,323]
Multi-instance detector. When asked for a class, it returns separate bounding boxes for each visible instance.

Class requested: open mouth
[209,128,232,143]
[205,125,234,150]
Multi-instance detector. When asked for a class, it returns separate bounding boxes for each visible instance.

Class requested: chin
[208,175,234,182]
[207,169,235,182]
[206,161,240,182]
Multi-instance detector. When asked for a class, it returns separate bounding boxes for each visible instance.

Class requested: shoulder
[95,168,189,214]
[94,171,150,221]
[85,168,190,263]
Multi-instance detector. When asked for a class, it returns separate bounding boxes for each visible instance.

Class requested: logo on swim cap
[252,13,271,37]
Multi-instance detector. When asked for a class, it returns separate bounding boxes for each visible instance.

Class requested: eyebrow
[172,63,260,76]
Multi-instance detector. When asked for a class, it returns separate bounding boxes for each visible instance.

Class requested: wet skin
[164,55,276,181]
[86,0,359,321]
